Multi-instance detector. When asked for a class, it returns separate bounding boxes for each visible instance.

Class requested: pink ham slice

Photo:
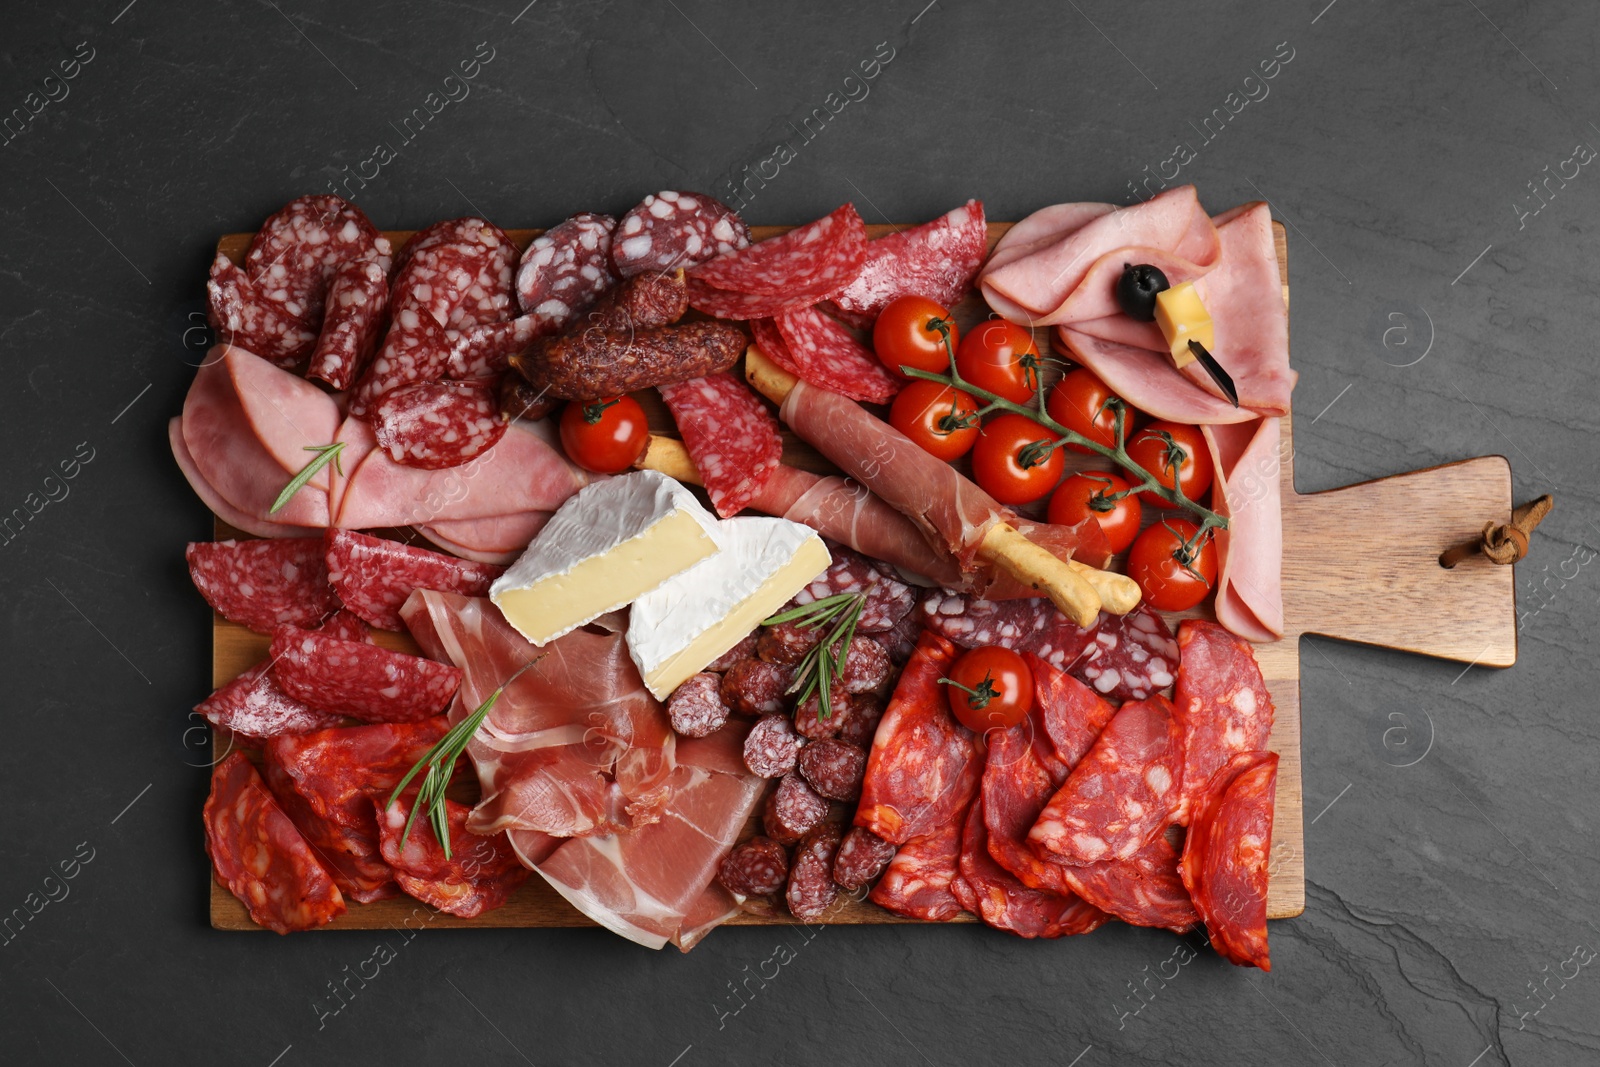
[400,591,675,839]
[1203,417,1285,641]
[413,511,554,566]
[180,345,340,527]
[168,417,314,539]
[532,722,766,950]
[983,203,1116,279]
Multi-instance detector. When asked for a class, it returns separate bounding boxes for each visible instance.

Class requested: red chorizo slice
[375,795,530,918]
[958,797,1105,939]
[1180,751,1277,969]
[1051,834,1198,933]
[186,538,338,636]
[868,817,966,922]
[1171,621,1276,825]
[269,626,462,723]
[204,752,345,933]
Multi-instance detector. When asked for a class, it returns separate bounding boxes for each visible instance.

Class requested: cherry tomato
[1045,368,1125,454]
[1047,472,1143,554]
[1125,421,1213,508]
[559,396,649,474]
[970,413,1065,505]
[889,380,981,462]
[955,319,1040,404]
[1127,518,1218,612]
[943,646,1034,732]
[873,295,958,379]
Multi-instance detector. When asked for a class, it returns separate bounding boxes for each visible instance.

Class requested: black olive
[1115,263,1169,322]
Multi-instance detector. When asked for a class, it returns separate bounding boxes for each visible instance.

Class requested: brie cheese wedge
[490,470,718,646]
[628,516,831,699]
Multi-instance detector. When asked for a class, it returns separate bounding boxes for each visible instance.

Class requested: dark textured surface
[2,2,1597,1064]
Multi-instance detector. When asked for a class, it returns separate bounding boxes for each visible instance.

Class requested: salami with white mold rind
[657,373,782,519]
[325,529,504,631]
[613,191,750,278]
[270,626,462,724]
[186,538,338,636]
[373,380,508,471]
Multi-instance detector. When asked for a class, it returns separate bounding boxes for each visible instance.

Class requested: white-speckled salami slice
[690,204,866,297]
[372,380,507,470]
[656,372,781,518]
[516,212,618,322]
[1068,604,1180,703]
[612,191,749,278]
[773,306,899,403]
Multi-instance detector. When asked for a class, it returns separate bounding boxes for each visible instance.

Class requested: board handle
[1282,455,1517,666]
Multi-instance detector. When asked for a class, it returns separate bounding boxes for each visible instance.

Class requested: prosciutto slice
[400,591,676,838]
[533,722,765,950]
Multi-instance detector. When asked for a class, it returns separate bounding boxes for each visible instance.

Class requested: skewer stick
[743,346,1134,627]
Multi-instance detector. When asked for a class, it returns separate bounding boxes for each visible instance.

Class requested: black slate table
[3,2,1596,1065]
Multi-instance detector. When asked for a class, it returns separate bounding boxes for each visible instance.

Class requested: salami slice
[793,684,850,741]
[773,306,900,403]
[832,826,896,891]
[748,317,804,376]
[763,772,827,845]
[1027,694,1182,866]
[613,191,750,278]
[837,693,886,748]
[706,635,757,673]
[717,835,790,897]
[373,380,508,470]
[918,591,1098,672]
[186,538,337,635]
[445,315,543,381]
[868,817,966,921]
[196,662,344,742]
[1180,751,1277,969]
[516,212,618,321]
[690,204,867,297]
[1171,620,1276,825]
[667,672,732,738]
[831,200,988,328]
[840,637,893,694]
[787,821,843,921]
[375,796,530,918]
[793,545,916,633]
[721,659,794,717]
[315,609,373,644]
[307,258,389,390]
[206,257,318,367]
[270,626,462,723]
[798,738,867,801]
[1068,604,1180,703]
[854,632,979,845]
[264,717,450,902]
[325,529,504,631]
[204,752,346,933]
[743,713,802,778]
[958,798,1104,939]
[1051,834,1199,933]
[657,373,781,518]
[757,620,825,666]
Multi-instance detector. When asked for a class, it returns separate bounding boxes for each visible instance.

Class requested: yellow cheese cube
[1154,282,1214,368]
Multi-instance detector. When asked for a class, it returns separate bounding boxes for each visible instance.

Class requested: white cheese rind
[490,470,718,646]
[628,517,831,699]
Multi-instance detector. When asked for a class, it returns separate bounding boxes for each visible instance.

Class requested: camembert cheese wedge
[490,470,719,646]
[627,517,830,700]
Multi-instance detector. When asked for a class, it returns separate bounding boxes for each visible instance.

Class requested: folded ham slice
[414,511,554,566]
[1203,418,1284,641]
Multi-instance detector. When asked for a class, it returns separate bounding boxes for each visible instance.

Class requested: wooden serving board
[208,221,1517,932]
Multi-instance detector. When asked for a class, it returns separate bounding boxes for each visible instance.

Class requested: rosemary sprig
[387,657,543,857]
[763,591,867,721]
[270,442,345,515]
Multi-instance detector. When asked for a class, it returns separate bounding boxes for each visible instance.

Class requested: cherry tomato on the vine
[1124,420,1213,508]
[1127,518,1218,612]
[1046,368,1126,454]
[955,319,1041,404]
[873,295,958,380]
[942,645,1034,732]
[1047,472,1143,554]
[889,380,982,462]
[559,396,649,474]
[970,413,1065,505]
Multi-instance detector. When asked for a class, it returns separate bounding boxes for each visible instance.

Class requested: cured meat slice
[798,739,867,801]
[840,637,893,694]
[919,592,1097,671]
[722,660,794,717]
[205,752,345,933]
[1068,604,1180,703]
[375,796,531,918]
[763,772,826,845]
[612,191,750,277]
[958,798,1104,939]
[373,380,508,471]
[196,662,344,742]
[414,511,553,567]
[666,673,731,738]
[186,538,337,635]
[1180,751,1277,969]
[530,722,765,949]
[307,258,389,390]
[749,316,803,377]
[1203,417,1285,642]
[315,609,372,644]
[325,528,504,631]
[1052,834,1198,933]
[717,835,789,897]
[756,620,825,665]
[868,818,966,921]
[692,204,867,297]
[262,717,449,902]
[773,306,900,404]
[578,269,691,331]
[787,822,843,921]
[791,545,917,634]
[270,626,462,723]
[744,715,802,778]
[672,882,741,952]
[657,373,781,518]
[1028,695,1182,866]
[205,257,317,369]
[833,826,897,890]
[169,418,311,540]
[831,200,988,327]
[1172,621,1276,825]
[707,636,757,673]
[855,632,979,845]
[838,693,887,747]
[400,591,674,838]
[516,212,618,323]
